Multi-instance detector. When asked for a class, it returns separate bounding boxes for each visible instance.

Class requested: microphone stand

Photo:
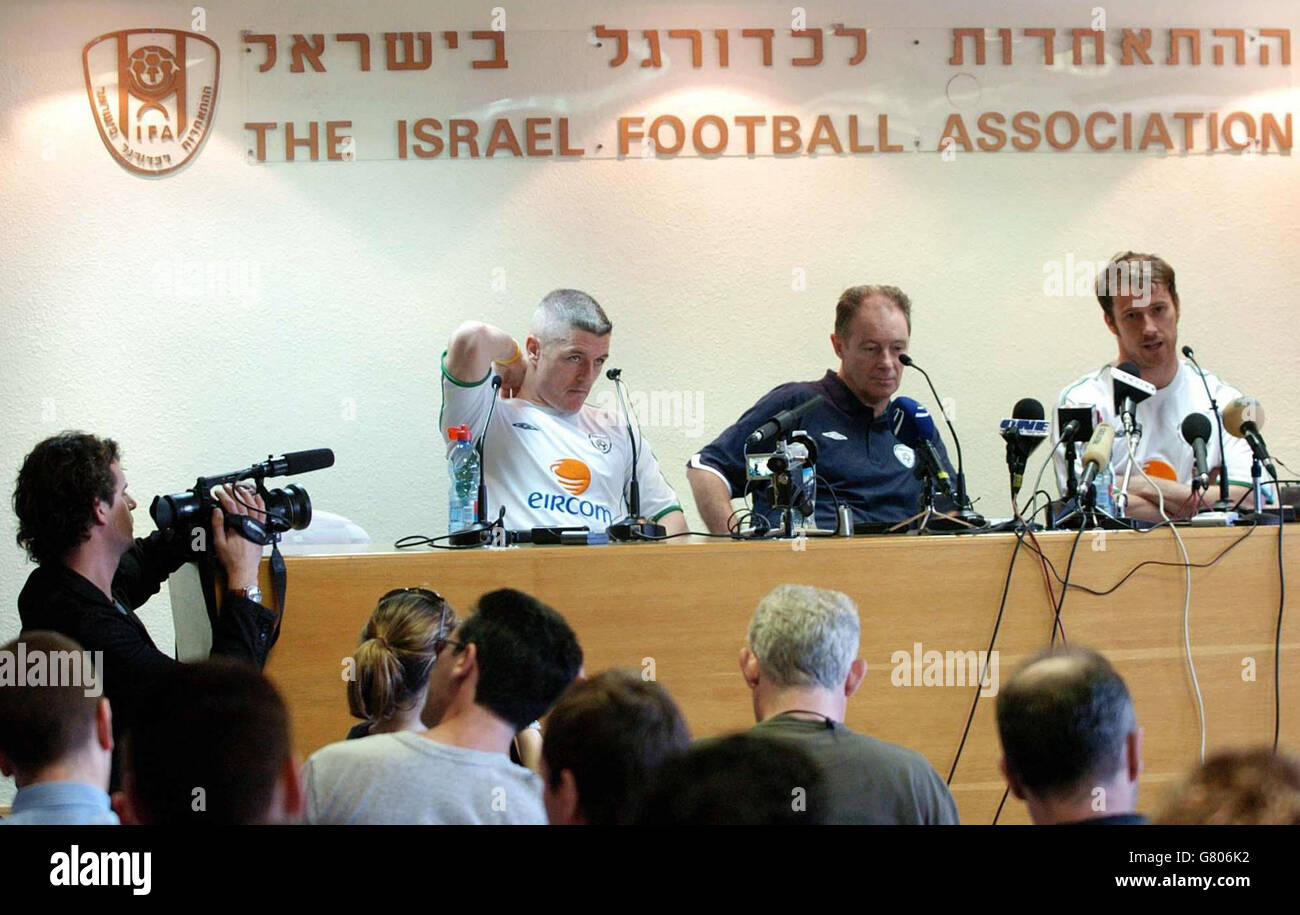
[1183,347,1233,511]
[899,355,984,527]
[606,369,666,542]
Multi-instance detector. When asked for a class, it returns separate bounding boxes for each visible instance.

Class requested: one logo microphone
[999,398,1049,497]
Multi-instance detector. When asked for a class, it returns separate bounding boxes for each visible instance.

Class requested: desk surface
[262,526,1297,824]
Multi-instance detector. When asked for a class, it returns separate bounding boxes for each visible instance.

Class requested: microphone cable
[1124,436,1205,763]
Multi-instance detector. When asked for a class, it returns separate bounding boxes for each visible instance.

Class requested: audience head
[636,734,827,825]
[122,659,300,824]
[348,587,458,733]
[0,632,112,788]
[1156,748,1300,825]
[741,584,866,720]
[541,669,691,825]
[425,588,583,732]
[996,647,1142,824]
[14,431,129,565]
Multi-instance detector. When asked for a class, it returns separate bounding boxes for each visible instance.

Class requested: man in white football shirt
[1054,252,1261,522]
[441,289,687,534]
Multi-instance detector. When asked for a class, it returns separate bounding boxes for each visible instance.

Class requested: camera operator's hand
[212,484,266,591]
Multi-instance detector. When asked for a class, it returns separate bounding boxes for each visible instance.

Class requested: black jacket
[16,531,281,743]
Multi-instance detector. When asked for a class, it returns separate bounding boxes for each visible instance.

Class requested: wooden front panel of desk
[262,527,1296,824]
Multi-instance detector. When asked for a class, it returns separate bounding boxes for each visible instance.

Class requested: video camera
[150,448,334,546]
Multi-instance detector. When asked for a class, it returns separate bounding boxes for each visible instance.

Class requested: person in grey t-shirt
[304,588,583,825]
[739,584,959,825]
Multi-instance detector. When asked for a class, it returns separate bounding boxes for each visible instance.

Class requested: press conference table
[261,525,1296,825]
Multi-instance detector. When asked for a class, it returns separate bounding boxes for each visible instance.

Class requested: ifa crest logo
[83,29,220,177]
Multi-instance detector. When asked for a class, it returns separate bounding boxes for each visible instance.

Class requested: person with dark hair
[688,284,955,532]
[341,587,542,768]
[303,588,583,824]
[0,633,117,825]
[635,734,827,825]
[119,658,301,824]
[13,432,281,771]
[1156,747,1300,825]
[541,668,691,825]
[441,289,686,533]
[996,647,1145,825]
[1052,251,1261,521]
[741,585,958,824]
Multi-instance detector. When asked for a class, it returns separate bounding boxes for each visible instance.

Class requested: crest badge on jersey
[893,443,916,469]
[83,28,220,177]
[588,433,612,454]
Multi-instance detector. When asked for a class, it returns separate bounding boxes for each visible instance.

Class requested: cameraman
[13,432,281,753]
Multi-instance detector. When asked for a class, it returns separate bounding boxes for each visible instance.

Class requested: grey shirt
[303,731,546,825]
[752,715,960,825]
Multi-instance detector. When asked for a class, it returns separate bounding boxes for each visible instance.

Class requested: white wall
[2,0,1298,804]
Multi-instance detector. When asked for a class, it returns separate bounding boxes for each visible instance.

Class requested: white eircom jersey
[440,356,682,531]
[1052,361,1269,502]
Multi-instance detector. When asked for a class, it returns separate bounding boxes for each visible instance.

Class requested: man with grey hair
[740,583,959,824]
[442,289,686,532]
[689,284,955,533]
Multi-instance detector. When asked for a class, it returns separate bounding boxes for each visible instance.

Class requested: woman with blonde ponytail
[346,587,455,739]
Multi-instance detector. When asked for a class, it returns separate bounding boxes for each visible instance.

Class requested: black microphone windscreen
[605,368,621,380]
[1181,345,1194,358]
[283,448,335,475]
[1117,361,1141,378]
[1181,413,1213,444]
[1012,398,1045,421]
[898,353,914,367]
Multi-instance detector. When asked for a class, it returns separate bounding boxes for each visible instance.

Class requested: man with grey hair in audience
[442,289,686,533]
[740,583,959,824]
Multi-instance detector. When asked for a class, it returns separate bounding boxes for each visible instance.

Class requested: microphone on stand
[889,397,955,502]
[1181,413,1213,494]
[606,368,666,542]
[898,353,981,523]
[746,395,824,446]
[1111,362,1155,440]
[999,398,1050,499]
[1223,396,1279,482]
[1182,346,1233,510]
[1078,423,1117,499]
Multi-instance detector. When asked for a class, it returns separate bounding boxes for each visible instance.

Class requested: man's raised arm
[445,321,525,394]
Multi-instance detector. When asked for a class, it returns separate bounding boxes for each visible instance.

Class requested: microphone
[256,449,335,477]
[478,375,503,525]
[1078,422,1116,494]
[888,397,954,500]
[606,368,666,541]
[1222,396,1278,480]
[999,398,1049,497]
[1182,346,1232,510]
[746,395,824,446]
[1111,362,1155,439]
[898,353,971,511]
[1180,413,1213,492]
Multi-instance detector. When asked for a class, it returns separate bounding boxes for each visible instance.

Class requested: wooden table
[262,525,1297,824]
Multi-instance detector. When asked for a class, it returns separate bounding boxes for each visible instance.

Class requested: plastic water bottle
[447,425,480,533]
[1093,464,1116,516]
[785,439,817,528]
